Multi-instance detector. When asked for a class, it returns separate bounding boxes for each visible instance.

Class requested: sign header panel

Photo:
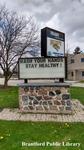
[19,57,65,79]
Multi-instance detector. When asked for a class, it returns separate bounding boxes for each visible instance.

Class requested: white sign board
[47,37,64,57]
[47,29,65,57]
[19,57,65,79]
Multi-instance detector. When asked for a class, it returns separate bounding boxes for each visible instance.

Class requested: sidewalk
[0,78,84,87]
[0,100,84,122]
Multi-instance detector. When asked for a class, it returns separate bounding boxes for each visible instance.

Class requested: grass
[0,86,18,108]
[0,86,84,108]
[0,86,84,150]
[0,121,84,150]
[70,87,84,104]
[79,80,84,83]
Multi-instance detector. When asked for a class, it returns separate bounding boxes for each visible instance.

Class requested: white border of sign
[18,57,65,79]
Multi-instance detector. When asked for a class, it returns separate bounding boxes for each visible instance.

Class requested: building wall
[67,53,84,81]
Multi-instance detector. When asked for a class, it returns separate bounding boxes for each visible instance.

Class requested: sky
[0,0,84,53]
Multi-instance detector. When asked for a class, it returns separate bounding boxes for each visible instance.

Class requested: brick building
[67,53,84,81]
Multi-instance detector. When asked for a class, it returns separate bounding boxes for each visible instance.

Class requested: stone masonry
[19,83,72,114]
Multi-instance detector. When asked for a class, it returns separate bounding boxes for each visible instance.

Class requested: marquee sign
[18,57,65,79]
[41,27,65,57]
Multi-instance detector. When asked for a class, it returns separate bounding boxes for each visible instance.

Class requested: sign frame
[41,27,65,57]
[18,57,65,80]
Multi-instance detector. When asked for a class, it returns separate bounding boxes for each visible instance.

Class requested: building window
[71,59,74,63]
[81,58,84,62]
[71,72,74,76]
[82,71,84,76]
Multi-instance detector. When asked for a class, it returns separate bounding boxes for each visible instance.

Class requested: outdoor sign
[19,57,65,79]
[41,27,65,57]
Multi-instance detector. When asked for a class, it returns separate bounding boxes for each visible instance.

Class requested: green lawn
[0,121,83,150]
[0,87,84,150]
[70,87,84,105]
[0,86,84,108]
[0,86,18,108]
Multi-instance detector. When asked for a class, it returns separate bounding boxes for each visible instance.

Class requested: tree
[0,6,39,87]
[73,46,81,54]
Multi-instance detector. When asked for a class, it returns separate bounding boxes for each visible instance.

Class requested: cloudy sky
[0,0,84,53]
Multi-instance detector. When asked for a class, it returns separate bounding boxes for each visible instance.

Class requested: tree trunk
[4,76,8,88]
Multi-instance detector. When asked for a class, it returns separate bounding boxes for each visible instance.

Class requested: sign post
[41,27,65,82]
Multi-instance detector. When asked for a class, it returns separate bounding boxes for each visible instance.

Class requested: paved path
[0,100,84,122]
[0,78,84,87]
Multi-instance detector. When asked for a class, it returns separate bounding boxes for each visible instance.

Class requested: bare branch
[0,5,39,86]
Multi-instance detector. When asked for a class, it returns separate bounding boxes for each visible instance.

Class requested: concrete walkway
[0,100,84,122]
[0,78,84,87]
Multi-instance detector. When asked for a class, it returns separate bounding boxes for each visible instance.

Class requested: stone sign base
[19,83,72,114]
